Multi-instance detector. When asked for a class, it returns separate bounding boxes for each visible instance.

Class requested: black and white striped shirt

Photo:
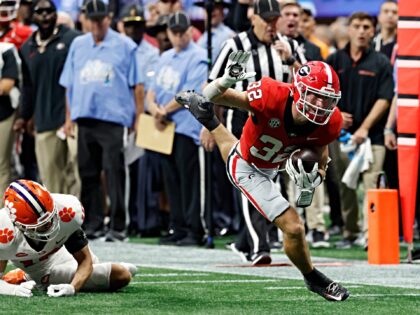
[209,28,306,136]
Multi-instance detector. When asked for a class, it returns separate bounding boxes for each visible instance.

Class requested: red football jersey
[239,77,342,169]
[0,21,32,50]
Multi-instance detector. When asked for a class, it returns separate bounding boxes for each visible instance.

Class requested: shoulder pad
[0,209,17,249]
[53,194,85,227]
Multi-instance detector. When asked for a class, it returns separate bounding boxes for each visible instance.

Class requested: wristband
[203,79,225,100]
[384,127,394,135]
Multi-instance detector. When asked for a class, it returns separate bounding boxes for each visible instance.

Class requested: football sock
[303,268,332,286]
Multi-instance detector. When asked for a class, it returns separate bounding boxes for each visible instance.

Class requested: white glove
[218,51,256,88]
[47,284,75,297]
[0,280,36,298]
[285,154,322,190]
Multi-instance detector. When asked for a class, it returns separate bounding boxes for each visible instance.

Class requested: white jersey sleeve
[52,194,85,232]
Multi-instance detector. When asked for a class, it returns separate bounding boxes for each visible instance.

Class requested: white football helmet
[0,0,20,22]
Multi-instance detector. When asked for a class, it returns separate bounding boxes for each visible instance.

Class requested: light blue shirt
[59,29,138,127]
[135,39,159,93]
[197,23,235,63]
[151,41,207,144]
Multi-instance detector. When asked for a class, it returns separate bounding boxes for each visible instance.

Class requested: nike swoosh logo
[324,293,344,301]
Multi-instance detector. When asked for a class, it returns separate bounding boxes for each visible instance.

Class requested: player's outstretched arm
[203,51,255,112]
[47,245,93,297]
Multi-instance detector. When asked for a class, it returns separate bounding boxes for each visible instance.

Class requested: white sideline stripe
[135,273,210,277]
[131,279,278,285]
[265,285,361,290]
[352,293,420,297]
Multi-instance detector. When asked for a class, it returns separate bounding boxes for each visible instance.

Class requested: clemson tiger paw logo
[0,228,14,243]
[4,200,17,222]
[58,207,75,222]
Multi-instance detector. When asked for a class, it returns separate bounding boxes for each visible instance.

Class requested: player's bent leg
[211,124,238,163]
[109,263,132,291]
[48,261,131,292]
[273,207,313,274]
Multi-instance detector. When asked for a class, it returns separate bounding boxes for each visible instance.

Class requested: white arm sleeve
[0,279,19,295]
[0,279,35,297]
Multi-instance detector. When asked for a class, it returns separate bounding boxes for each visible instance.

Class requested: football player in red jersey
[0,0,32,49]
[176,51,349,302]
[0,180,137,297]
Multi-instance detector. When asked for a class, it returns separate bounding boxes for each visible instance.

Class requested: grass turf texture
[3,267,419,315]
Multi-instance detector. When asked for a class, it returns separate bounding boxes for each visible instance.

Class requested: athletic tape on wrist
[203,80,224,100]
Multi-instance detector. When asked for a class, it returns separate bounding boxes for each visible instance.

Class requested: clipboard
[135,113,175,155]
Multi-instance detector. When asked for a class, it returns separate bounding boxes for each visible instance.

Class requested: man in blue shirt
[59,0,139,242]
[147,11,207,246]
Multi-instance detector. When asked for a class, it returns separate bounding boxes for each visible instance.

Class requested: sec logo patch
[268,118,281,128]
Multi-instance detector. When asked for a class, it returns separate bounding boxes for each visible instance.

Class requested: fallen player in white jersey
[0,179,137,297]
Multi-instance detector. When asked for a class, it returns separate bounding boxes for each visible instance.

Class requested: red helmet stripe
[10,182,46,217]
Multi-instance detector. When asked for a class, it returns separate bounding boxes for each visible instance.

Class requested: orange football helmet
[3,180,59,241]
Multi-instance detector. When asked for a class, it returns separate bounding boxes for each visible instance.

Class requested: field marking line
[265,285,362,290]
[131,279,279,285]
[135,273,210,277]
[352,293,420,297]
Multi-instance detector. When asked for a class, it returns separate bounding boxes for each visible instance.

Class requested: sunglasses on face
[34,7,55,15]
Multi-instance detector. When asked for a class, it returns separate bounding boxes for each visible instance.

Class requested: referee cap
[254,0,280,20]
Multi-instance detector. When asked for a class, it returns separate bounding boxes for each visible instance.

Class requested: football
[291,147,321,173]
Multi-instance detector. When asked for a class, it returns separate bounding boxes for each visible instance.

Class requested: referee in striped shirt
[209,0,305,264]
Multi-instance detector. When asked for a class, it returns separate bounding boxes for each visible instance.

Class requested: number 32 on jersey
[247,81,262,101]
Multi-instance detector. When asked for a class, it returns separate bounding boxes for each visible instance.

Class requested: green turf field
[2,267,419,315]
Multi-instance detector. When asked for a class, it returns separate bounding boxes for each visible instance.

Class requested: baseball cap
[85,0,108,19]
[167,11,190,32]
[254,0,280,21]
[120,4,145,23]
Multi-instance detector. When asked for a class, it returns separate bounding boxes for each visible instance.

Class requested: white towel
[342,138,373,189]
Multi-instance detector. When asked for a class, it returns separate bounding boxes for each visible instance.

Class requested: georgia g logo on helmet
[297,65,311,77]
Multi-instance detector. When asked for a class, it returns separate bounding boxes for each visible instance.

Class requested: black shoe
[176,236,204,247]
[412,248,420,260]
[86,229,106,240]
[251,252,272,265]
[104,230,128,242]
[159,234,184,245]
[304,269,349,301]
[327,225,342,236]
[175,91,220,131]
[311,230,330,249]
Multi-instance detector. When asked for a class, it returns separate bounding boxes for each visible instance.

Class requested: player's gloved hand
[0,279,36,297]
[47,283,75,297]
[285,153,322,190]
[219,51,256,88]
